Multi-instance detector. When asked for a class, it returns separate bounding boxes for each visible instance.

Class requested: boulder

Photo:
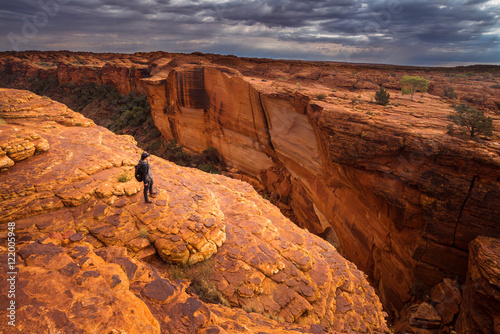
[430,278,462,325]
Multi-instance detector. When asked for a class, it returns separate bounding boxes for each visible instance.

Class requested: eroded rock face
[456,236,500,334]
[0,241,329,334]
[2,51,499,315]
[0,89,225,266]
[0,89,388,333]
[0,242,161,333]
[142,62,500,314]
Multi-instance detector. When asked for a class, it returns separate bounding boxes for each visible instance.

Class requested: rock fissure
[257,92,275,152]
[453,174,478,247]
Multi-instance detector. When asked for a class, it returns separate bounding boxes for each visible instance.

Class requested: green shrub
[448,103,493,137]
[401,76,429,100]
[147,140,162,155]
[198,164,220,174]
[316,93,326,101]
[374,86,390,106]
[74,55,84,64]
[202,147,221,164]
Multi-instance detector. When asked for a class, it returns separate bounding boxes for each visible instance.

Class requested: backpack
[134,163,144,182]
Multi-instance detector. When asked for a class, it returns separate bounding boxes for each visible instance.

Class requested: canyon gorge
[1,51,499,333]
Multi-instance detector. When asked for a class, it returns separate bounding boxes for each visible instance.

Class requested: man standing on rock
[137,152,157,203]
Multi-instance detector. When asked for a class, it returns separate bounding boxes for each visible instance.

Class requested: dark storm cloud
[0,0,498,65]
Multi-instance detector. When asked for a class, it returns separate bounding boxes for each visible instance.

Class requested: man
[138,151,157,203]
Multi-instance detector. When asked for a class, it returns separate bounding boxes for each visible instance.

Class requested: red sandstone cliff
[1,51,499,318]
[0,88,388,333]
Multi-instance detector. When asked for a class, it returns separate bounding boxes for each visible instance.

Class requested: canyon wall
[1,52,499,316]
[141,63,500,314]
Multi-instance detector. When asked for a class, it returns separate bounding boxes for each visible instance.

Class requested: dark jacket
[138,159,153,183]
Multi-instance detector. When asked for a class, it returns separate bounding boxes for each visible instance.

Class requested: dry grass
[117,171,131,183]
[166,258,230,307]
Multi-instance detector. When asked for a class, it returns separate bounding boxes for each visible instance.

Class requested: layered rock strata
[0,89,388,333]
[1,52,499,314]
[141,63,500,314]
[456,236,500,334]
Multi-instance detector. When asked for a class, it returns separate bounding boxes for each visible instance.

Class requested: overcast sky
[0,0,499,66]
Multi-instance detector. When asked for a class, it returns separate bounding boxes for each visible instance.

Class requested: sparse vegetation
[74,55,84,65]
[316,93,326,101]
[138,228,149,239]
[198,164,220,174]
[374,86,390,106]
[165,259,230,307]
[447,103,493,137]
[35,61,56,69]
[117,171,131,183]
[0,117,6,125]
[351,97,363,105]
[109,93,151,132]
[162,140,223,173]
[400,75,429,100]
[442,86,457,99]
[147,140,162,156]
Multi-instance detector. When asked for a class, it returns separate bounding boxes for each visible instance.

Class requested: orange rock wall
[2,52,499,315]
[142,65,500,314]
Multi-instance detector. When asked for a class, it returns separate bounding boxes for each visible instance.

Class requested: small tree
[448,103,493,137]
[401,75,429,100]
[374,86,390,106]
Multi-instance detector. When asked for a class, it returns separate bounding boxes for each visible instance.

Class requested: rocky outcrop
[1,240,331,333]
[0,93,72,171]
[456,236,500,334]
[0,89,388,333]
[1,51,499,315]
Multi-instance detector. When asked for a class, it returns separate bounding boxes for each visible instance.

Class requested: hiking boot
[145,199,153,204]
[150,192,158,198]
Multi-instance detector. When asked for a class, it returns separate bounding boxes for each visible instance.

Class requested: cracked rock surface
[0,89,388,333]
